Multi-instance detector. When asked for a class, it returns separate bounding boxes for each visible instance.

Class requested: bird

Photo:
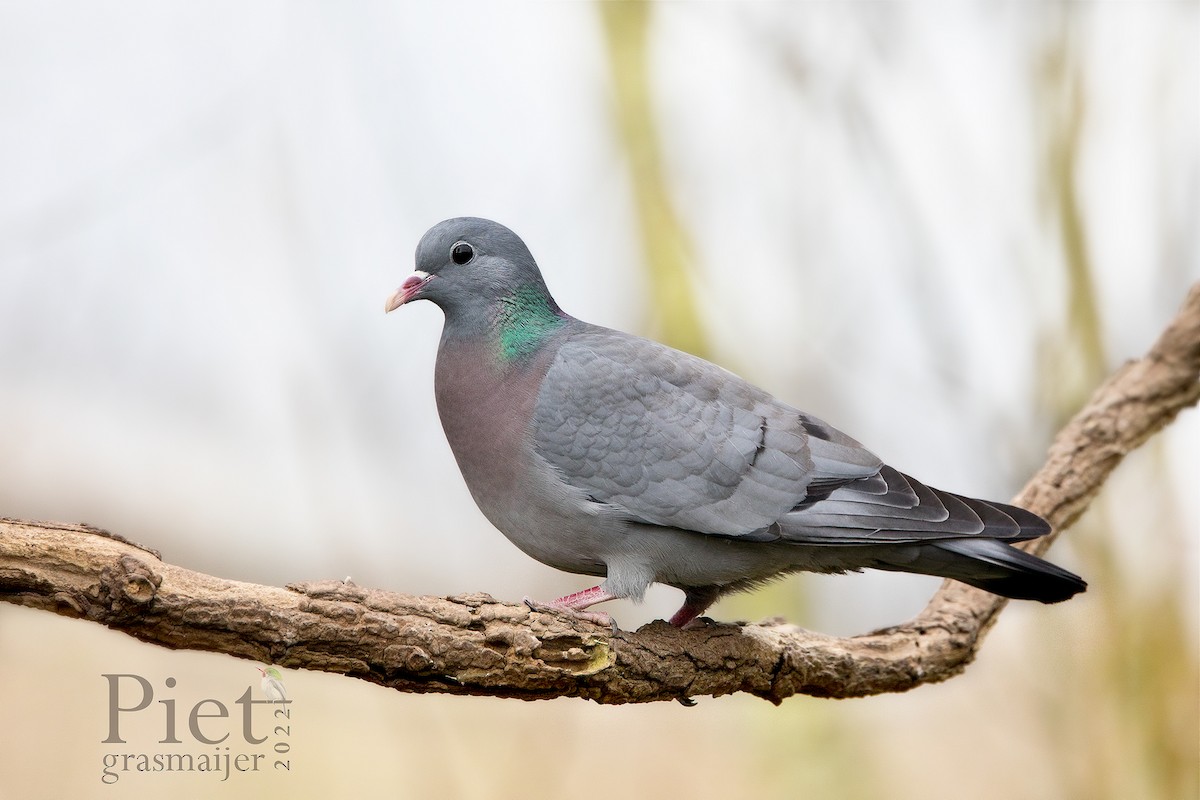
[257,666,288,703]
[385,217,1085,628]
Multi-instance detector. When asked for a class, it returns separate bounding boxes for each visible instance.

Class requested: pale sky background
[1,3,1196,798]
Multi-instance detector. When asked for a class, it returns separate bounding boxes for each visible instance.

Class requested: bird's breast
[432,336,618,576]
[434,339,543,497]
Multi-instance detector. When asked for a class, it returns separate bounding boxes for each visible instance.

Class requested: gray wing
[530,327,883,539]
[778,465,1050,543]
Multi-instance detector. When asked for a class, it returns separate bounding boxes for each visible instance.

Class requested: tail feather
[782,464,1085,603]
[878,537,1086,603]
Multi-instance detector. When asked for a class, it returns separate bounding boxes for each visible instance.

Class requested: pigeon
[386,217,1085,627]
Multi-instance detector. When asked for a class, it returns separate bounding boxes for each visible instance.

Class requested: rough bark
[2,284,1197,704]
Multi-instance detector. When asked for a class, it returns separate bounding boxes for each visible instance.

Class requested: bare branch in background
[1,284,1196,704]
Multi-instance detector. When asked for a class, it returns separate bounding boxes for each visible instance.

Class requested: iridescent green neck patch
[495,285,566,361]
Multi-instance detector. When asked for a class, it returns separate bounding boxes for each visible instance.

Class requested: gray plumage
[386,217,1085,626]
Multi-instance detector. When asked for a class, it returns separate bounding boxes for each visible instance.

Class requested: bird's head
[385,217,557,320]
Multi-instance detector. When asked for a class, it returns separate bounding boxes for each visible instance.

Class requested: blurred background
[1,2,1196,798]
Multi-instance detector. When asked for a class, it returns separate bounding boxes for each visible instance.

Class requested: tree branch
[2,284,1197,704]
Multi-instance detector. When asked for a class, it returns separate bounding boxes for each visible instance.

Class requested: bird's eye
[450,242,475,265]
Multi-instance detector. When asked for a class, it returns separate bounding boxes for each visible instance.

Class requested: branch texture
[2,284,1197,704]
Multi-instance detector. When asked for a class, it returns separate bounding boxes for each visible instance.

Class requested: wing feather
[531,327,882,537]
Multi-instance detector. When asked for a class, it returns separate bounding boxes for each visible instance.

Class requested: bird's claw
[523,596,617,631]
[678,615,717,631]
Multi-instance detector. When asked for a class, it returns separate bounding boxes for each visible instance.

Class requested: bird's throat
[494,286,566,361]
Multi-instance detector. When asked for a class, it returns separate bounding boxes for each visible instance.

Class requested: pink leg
[523,585,616,627]
[668,587,721,628]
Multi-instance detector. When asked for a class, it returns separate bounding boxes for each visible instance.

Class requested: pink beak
[385,271,433,312]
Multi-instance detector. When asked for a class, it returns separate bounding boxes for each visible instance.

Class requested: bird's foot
[676,615,718,631]
[523,593,617,631]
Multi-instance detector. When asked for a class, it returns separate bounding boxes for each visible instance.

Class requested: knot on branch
[98,555,161,617]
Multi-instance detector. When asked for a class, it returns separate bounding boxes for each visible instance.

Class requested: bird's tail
[878,537,1087,603]
[781,466,1086,602]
